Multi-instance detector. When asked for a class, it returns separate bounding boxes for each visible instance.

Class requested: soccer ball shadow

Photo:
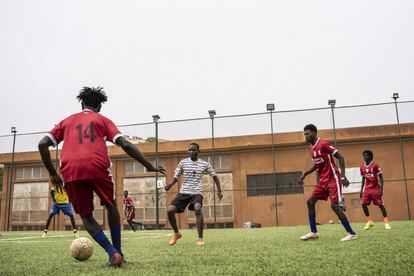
[70,237,94,261]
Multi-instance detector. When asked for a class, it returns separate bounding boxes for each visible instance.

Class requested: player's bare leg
[194,203,205,246]
[379,205,391,229]
[167,205,182,245]
[362,204,374,230]
[301,197,319,240]
[69,215,79,237]
[42,214,55,237]
[127,220,136,232]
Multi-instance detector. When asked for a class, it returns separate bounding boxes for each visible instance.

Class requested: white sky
[0,0,413,152]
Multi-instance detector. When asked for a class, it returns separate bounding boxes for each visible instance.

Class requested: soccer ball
[70,237,94,261]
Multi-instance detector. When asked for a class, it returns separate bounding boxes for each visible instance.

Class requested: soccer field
[0,221,413,275]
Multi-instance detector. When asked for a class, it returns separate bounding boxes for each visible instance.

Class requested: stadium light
[11,126,17,133]
[328,99,336,108]
[266,103,275,111]
[152,114,160,123]
[208,110,216,119]
[392,93,399,100]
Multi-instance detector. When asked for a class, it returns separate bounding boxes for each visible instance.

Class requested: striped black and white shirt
[174,158,216,195]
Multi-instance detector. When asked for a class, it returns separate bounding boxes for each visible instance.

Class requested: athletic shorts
[362,189,383,206]
[170,193,203,213]
[311,180,342,203]
[50,203,73,216]
[65,178,115,217]
[126,208,136,220]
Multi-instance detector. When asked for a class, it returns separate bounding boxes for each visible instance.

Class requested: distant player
[42,186,79,238]
[360,150,391,230]
[123,190,144,232]
[164,143,223,246]
[38,87,165,266]
[298,124,357,241]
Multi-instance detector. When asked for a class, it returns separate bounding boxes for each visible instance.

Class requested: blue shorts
[50,203,73,216]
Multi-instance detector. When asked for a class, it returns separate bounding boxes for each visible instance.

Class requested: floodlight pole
[153,115,161,228]
[7,127,17,231]
[392,94,411,220]
[328,100,337,147]
[209,110,217,228]
[267,104,279,227]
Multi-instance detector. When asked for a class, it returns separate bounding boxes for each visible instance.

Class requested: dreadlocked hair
[77,86,108,108]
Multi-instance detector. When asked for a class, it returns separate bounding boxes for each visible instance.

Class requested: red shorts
[311,180,342,203]
[65,178,115,217]
[126,208,135,220]
[361,189,383,206]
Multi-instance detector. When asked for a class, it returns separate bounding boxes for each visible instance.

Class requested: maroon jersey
[309,138,340,184]
[124,195,136,220]
[124,196,135,210]
[47,109,122,182]
[360,162,382,190]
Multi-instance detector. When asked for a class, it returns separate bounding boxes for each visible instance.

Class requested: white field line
[0,233,173,243]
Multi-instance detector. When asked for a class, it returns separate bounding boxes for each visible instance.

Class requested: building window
[199,155,232,170]
[247,172,303,196]
[15,167,48,180]
[187,173,234,219]
[123,177,167,221]
[125,159,165,174]
[12,182,49,224]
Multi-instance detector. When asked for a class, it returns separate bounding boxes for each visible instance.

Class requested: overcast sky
[0,1,413,153]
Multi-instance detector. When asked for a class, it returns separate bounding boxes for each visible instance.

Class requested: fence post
[208,110,217,228]
[392,93,411,220]
[267,104,279,227]
[153,114,161,229]
[7,127,17,231]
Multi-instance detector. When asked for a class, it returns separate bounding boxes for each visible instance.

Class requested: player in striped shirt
[298,124,357,241]
[360,150,391,230]
[164,143,223,246]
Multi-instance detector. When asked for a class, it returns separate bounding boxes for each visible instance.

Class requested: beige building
[0,123,413,231]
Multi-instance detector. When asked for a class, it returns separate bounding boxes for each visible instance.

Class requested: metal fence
[1,96,413,231]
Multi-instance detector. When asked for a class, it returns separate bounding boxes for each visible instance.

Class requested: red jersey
[47,109,122,182]
[309,138,341,184]
[124,196,135,210]
[360,162,382,190]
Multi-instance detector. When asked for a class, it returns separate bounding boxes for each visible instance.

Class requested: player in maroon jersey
[360,150,391,230]
[298,124,357,241]
[38,87,165,266]
[123,190,144,231]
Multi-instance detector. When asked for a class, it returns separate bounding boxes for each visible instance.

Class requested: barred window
[247,172,303,196]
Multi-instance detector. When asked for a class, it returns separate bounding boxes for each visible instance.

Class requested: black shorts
[170,193,203,213]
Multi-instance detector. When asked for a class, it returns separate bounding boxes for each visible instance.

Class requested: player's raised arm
[115,136,165,175]
[38,136,63,193]
[333,151,349,187]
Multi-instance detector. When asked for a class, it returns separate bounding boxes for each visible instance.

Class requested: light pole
[328,99,337,147]
[152,114,161,228]
[208,110,217,228]
[267,103,278,226]
[7,127,17,231]
[392,93,411,220]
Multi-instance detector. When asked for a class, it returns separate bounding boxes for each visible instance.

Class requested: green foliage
[0,221,413,275]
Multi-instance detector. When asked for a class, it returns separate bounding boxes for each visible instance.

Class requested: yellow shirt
[51,187,69,204]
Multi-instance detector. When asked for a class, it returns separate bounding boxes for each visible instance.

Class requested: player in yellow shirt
[42,186,79,237]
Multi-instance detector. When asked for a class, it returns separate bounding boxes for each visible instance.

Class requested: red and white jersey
[309,138,341,184]
[124,196,135,210]
[360,162,382,190]
[47,109,123,182]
